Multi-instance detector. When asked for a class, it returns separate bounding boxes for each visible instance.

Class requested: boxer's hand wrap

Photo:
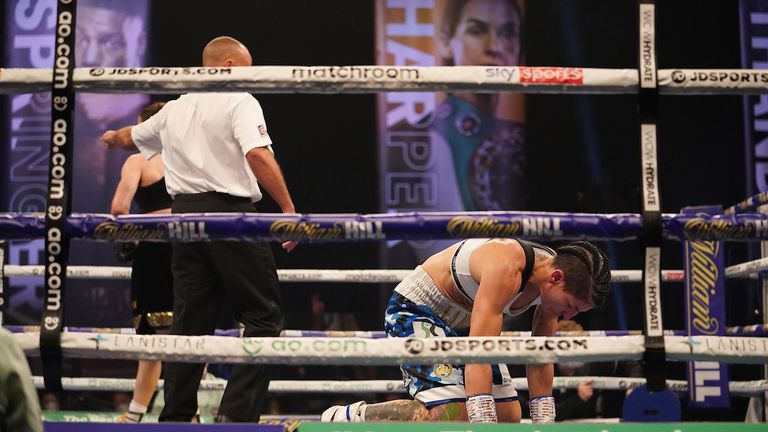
[529,396,556,423]
[466,394,497,423]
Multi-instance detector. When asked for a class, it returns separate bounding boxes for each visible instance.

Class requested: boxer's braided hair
[554,241,612,307]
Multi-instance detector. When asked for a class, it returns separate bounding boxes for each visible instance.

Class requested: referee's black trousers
[159,192,284,422]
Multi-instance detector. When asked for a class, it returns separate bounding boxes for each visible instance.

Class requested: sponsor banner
[683,206,729,408]
[639,3,657,88]
[43,411,214,424]
[666,336,768,364]
[740,0,768,198]
[42,412,294,429]
[671,213,768,241]
[5,211,768,241]
[643,247,663,337]
[518,67,584,84]
[0,65,638,94]
[659,69,768,94]
[640,124,660,211]
[14,332,645,365]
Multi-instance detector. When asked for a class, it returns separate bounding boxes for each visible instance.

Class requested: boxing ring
[1,0,768,430]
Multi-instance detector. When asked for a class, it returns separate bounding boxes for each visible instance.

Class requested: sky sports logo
[519,67,584,84]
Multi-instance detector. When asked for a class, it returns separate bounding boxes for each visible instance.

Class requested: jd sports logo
[405,339,424,354]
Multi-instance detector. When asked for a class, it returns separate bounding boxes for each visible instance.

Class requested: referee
[102,36,297,423]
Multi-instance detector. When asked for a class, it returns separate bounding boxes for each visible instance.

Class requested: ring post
[40,0,78,392]
[624,0,681,422]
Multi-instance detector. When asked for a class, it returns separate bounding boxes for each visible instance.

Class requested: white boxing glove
[466,394,497,423]
[529,395,556,423]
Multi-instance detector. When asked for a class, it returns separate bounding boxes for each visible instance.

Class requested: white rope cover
[1,265,413,282]
[14,332,644,364]
[724,257,768,278]
[2,66,767,95]
[2,265,757,283]
[0,66,636,94]
[29,376,768,397]
[12,332,768,364]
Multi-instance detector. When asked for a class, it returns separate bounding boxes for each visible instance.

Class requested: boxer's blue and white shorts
[384,266,518,408]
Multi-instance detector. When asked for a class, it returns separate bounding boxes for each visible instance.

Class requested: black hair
[554,241,611,307]
[139,101,165,122]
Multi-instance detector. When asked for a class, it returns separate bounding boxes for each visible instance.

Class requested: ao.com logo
[671,70,687,83]
[242,339,263,355]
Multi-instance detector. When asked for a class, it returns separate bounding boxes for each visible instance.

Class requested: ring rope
[0,264,758,282]
[27,376,768,397]
[11,332,768,364]
[0,67,765,95]
[2,211,768,242]
[723,191,768,215]
[7,325,768,338]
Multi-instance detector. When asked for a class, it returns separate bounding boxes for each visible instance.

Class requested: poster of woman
[378,0,526,265]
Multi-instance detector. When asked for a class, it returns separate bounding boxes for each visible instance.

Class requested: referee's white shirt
[131,93,273,202]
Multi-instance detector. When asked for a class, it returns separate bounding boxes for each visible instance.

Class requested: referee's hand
[282,240,298,253]
[101,130,118,148]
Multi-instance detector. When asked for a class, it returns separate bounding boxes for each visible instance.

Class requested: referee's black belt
[174,191,251,204]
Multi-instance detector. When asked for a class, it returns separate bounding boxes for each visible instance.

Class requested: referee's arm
[101,125,138,151]
[245,147,298,252]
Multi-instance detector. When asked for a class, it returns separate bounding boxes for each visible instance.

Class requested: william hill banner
[683,206,729,408]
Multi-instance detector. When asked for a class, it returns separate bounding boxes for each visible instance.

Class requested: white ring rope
[28,376,768,397]
[0,67,765,95]
[1,265,759,283]
[6,326,751,338]
[724,256,768,279]
[12,332,768,364]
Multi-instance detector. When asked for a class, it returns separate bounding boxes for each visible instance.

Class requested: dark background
[1,0,761,420]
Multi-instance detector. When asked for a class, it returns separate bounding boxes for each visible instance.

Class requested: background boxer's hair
[139,101,166,123]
